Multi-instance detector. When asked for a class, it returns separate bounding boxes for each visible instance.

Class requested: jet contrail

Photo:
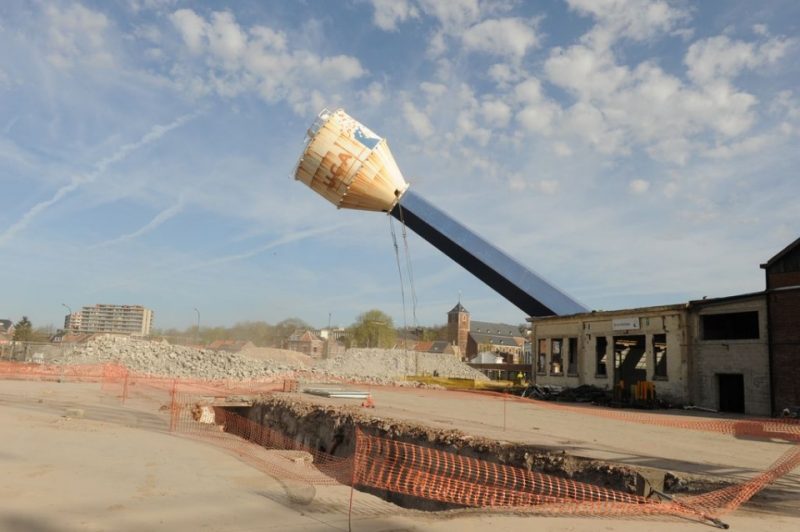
[186,222,356,270]
[91,195,186,249]
[88,221,355,294]
[0,112,198,247]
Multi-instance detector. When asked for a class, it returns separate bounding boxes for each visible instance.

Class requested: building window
[536,338,547,374]
[701,311,759,340]
[596,336,607,376]
[567,337,578,376]
[653,334,667,379]
[550,339,563,375]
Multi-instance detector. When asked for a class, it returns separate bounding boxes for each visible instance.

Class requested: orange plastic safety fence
[2,360,799,526]
[682,444,800,515]
[172,399,353,485]
[352,428,724,523]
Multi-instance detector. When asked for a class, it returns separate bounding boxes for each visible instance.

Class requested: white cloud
[481,99,511,128]
[545,44,627,100]
[170,9,207,53]
[537,180,559,195]
[420,81,448,98]
[567,0,689,46]
[508,175,526,191]
[506,177,560,195]
[168,9,365,114]
[552,142,572,157]
[538,14,794,164]
[704,134,771,159]
[663,181,679,198]
[358,81,385,106]
[514,78,562,135]
[46,4,114,68]
[685,35,791,85]
[487,63,522,87]
[403,101,434,138]
[629,179,650,194]
[0,67,10,89]
[462,17,539,59]
[563,101,626,154]
[417,0,481,31]
[369,0,419,31]
[206,11,247,64]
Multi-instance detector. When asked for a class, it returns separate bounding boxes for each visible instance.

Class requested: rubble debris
[312,348,489,382]
[51,335,298,381]
[521,384,611,404]
[48,336,485,385]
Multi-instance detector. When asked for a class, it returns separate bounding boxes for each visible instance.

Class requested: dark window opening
[567,337,578,376]
[613,335,647,392]
[596,336,607,376]
[536,338,547,374]
[702,311,759,340]
[550,339,563,375]
[653,334,667,379]
[718,374,745,413]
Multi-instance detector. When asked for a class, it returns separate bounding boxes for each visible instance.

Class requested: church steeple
[447,299,470,359]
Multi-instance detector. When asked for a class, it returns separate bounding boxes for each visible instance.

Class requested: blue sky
[1,0,798,330]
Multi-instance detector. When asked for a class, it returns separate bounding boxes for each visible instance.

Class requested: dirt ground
[1,380,798,532]
[302,385,800,479]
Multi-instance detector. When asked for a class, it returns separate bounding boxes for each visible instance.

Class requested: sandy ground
[0,380,798,532]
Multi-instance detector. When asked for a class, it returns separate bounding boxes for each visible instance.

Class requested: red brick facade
[447,303,469,359]
[763,239,800,413]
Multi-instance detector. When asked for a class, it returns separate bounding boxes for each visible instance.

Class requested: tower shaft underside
[391,190,587,317]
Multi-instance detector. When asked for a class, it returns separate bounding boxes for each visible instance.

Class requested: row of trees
[151,310,450,349]
[5,311,452,349]
[152,318,311,347]
[5,316,54,343]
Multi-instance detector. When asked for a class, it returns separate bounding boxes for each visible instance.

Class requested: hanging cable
[395,204,419,329]
[389,216,410,364]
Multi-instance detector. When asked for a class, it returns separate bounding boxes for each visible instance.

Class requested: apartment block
[66,304,153,336]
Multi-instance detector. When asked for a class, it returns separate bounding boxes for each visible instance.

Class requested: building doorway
[718,374,745,413]
[613,335,646,400]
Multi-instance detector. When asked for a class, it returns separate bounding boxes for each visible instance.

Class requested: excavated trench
[225,396,724,512]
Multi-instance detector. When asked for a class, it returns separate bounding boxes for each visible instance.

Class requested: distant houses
[287,330,324,357]
[0,319,14,344]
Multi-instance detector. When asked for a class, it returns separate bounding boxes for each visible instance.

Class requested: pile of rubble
[312,348,489,382]
[51,336,488,384]
[54,335,300,381]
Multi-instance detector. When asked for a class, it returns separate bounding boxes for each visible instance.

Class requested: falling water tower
[294,108,586,317]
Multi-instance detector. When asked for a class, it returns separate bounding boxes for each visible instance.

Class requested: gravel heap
[55,335,301,381]
[312,348,489,382]
[50,336,489,384]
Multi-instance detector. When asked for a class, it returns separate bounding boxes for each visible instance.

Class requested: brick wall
[689,297,771,416]
[769,288,800,412]
[767,271,800,289]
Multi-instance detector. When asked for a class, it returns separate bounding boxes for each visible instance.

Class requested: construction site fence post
[348,426,361,532]
[122,370,129,404]
[169,379,178,432]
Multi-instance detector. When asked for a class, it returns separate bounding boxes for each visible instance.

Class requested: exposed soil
[240,396,729,511]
